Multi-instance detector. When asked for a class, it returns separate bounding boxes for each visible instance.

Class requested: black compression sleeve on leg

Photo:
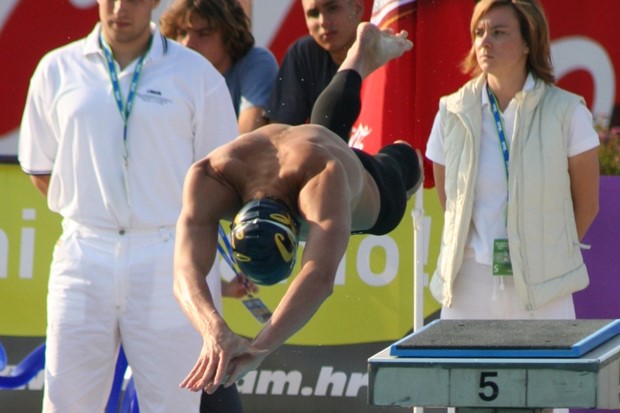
[200,386,244,413]
[310,70,362,143]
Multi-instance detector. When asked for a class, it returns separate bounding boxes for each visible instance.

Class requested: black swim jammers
[352,143,422,235]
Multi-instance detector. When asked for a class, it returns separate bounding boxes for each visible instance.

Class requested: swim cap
[230,198,300,286]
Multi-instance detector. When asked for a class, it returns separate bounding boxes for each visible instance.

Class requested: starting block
[368,319,620,411]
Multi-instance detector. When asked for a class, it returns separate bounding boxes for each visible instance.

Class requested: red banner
[351,0,472,188]
[0,0,98,137]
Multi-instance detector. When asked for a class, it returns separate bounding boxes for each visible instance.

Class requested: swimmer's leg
[310,70,361,143]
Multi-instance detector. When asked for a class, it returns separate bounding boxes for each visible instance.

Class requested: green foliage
[594,116,620,176]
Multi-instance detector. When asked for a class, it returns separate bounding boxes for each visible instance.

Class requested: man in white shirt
[18,0,238,411]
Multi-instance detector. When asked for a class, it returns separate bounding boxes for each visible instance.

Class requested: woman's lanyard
[99,33,152,166]
[487,84,513,277]
[486,85,510,180]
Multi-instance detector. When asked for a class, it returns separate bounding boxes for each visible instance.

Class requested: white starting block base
[368,321,620,411]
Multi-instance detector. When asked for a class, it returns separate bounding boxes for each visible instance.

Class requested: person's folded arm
[29,174,50,196]
[568,147,599,241]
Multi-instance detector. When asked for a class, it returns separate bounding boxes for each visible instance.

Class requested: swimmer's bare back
[199,123,380,226]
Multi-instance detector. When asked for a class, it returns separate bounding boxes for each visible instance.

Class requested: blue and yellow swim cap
[230,198,300,286]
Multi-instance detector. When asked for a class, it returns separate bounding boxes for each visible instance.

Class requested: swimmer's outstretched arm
[173,163,266,394]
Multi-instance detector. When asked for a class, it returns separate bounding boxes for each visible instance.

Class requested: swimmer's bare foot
[339,22,413,79]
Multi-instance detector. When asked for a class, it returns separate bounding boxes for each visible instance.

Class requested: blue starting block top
[390,319,620,358]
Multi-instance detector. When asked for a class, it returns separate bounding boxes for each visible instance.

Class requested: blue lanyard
[100,33,152,164]
[217,225,255,295]
[486,85,510,180]
[217,224,240,273]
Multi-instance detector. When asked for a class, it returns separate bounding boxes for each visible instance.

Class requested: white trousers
[43,220,201,413]
[441,257,575,320]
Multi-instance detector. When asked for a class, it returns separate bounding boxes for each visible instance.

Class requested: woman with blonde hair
[426,0,599,321]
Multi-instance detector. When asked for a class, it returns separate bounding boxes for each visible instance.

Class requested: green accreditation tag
[242,297,272,323]
[492,238,513,276]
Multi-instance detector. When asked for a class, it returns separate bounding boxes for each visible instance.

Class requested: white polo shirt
[426,74,599,266]
[19,23,238,230]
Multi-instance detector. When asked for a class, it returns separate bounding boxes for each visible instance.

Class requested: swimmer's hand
[222,346,270,388]
[180,324,267,394]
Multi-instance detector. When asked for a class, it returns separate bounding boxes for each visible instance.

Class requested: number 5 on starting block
[451,369,526,407]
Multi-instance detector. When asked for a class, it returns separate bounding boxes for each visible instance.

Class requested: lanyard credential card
[218,225,272,323]
[487,85,513,276]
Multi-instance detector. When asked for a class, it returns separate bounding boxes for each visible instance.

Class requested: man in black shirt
[266,0,364,125]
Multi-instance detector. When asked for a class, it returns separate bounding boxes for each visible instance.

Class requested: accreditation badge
[492,238,513,276]
[242,297,272,323]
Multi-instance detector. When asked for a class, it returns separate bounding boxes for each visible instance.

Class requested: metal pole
[412,186,425,332]
[411,185,425,413]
